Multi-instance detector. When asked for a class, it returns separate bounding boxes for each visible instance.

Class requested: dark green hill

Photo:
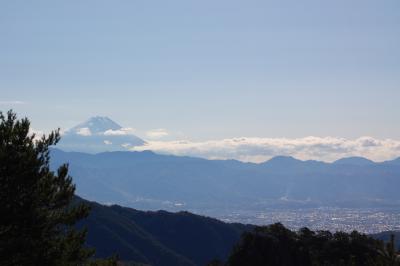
[76,197,251,266]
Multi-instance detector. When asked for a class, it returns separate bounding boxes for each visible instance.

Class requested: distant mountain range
[50,149,400,212]
[51,117,400,264]
[58,116,145,153]
[77,197,250,266]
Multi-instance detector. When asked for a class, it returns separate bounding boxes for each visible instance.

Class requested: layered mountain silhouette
[77,196,400,266]
[50,149,400,211]
[58,116,145,153]
[76,197,251,266]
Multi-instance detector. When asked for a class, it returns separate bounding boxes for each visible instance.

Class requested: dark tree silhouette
[0,110,93,265]
[226,223,311,266]
[216,223,400,266]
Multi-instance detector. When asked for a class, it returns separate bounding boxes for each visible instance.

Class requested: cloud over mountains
[104,127,136,136]
[145,128,169,139]
[132,136,400,163]
[44,116,400,163]
[57,117,145,153]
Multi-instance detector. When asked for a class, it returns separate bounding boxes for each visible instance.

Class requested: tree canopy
[0,110,109,265]
[210,223,400,266]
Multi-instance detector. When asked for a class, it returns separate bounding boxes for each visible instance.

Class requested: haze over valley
[47,117,400,234]
[2,1,400,264]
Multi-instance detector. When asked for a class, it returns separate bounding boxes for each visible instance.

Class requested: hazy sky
[1,0,399,141]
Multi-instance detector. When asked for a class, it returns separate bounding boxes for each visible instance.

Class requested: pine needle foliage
[0,110,94,266]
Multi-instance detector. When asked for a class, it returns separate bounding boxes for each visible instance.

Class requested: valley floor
[193,207,400,234]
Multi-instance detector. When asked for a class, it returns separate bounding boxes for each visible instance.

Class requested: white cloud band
[104,127,136,136]
[131,136,400,163]
[76,127,92,136]
[145,128,169,139]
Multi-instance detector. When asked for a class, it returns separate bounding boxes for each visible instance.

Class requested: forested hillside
[77,197,251,266]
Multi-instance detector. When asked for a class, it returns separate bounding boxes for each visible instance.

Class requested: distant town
[212,208,400,234]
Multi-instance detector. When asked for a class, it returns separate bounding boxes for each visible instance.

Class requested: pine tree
[0,110,94,265]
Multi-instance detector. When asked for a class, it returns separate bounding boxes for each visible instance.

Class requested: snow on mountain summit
[66,116,122,135]
[58,117,145,153]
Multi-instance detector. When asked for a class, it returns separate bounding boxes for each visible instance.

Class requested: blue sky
[1,0,399,142]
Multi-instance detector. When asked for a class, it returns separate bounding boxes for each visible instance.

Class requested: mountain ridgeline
[50,149,400,211]
[76,197,251,266]
[2,112,400,266]
[77,197,400,266]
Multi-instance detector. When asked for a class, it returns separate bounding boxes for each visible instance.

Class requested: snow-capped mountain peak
[58,117,145,153]
[67,116,122,135]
